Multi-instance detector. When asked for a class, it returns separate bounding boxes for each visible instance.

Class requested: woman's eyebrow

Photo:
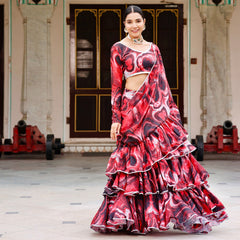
[126,18,142,22]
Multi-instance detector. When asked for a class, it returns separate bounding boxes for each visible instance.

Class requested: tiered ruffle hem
[90,115,228,234]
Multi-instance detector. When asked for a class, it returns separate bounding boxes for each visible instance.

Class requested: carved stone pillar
[199,5,208,136]
[18,4,55,134]
[198,3,235,138]
[222,5,234,119]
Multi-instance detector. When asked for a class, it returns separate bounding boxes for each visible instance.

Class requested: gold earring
[124,28,128,33]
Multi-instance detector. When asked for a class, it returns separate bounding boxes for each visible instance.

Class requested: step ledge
[63,141,116,153]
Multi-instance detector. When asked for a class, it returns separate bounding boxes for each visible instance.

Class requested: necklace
[127,34,144,45]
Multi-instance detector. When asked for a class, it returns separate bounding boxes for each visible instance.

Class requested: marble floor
[0,152,239,240]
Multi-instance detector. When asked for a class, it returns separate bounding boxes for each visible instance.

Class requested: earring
[124,28,128,33]
[143,25,146,31]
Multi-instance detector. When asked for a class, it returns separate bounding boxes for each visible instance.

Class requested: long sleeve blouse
[110,42,158,124]
[110,44,124,124]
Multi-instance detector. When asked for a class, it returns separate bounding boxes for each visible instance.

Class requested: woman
[90,5,227,234]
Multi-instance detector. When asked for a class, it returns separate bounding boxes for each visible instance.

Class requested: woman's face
[124,12,145,39]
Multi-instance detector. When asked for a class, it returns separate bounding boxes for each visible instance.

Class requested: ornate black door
[70,5,125,137]
[69,4,184,138]
[0,5,4,138]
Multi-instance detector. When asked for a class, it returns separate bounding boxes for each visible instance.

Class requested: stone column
[222,5,234,120]
[198,4,235,138]
[19,5,55,134]
[199,5,208,137]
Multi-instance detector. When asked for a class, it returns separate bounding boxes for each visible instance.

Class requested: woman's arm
[110,44,123,140]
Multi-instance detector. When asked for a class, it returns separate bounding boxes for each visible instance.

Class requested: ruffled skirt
[90,92,228,234]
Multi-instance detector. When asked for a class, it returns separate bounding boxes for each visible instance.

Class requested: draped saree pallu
[90,42,228,234]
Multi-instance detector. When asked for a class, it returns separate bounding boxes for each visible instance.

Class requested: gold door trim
[98,94,111,132]
[99,9,122,90]
[142,9,156,43]
[156,9,179,90]
[75,9,97,17]
[75,9,98,90]
[99,9,121,18]
[172,94,179,107]
[74,94,98,132]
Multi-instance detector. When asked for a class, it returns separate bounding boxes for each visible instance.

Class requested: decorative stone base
[63,138,116,153]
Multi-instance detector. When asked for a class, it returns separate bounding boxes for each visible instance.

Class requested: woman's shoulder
[112,37,131,49]
[151,42,160,51]
[111,41,124,50]
[111,41,128,58]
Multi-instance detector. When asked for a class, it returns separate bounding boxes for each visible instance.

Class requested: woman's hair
[123,5,145,21]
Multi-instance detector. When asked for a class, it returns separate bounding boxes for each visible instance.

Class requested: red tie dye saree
[90,42,228,234]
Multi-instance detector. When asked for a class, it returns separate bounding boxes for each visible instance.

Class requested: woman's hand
[110,122,121,141]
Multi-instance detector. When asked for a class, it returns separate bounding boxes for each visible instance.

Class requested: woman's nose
[132,22,137,27]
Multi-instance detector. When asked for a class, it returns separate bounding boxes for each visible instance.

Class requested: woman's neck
[127,34,144,45]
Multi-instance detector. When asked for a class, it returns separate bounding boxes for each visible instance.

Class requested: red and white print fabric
[91,42,228,234]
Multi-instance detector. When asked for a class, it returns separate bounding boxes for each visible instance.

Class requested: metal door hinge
[66,17,70,25]
[183,117,188,124]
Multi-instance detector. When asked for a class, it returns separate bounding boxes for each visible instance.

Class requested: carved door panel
[0,5,4,138]
[69,4,184,138]
[70,5,124,137]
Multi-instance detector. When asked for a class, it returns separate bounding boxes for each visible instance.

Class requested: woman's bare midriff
[125,73,148,91]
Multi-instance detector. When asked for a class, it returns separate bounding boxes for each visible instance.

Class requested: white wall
[0,0,9,138]
[190,1,203,138]
[230,4,240,134]
[51,0,64,138]
[11,2,24,135]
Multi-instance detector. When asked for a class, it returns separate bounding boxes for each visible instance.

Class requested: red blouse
[110,42,161,123]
